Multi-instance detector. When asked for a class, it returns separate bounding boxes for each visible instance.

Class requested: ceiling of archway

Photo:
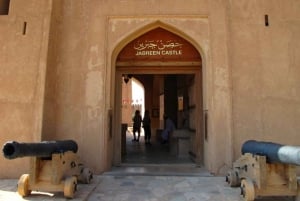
[117,28,201,63]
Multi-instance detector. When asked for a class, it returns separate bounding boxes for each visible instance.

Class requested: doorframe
[115,68,203,166]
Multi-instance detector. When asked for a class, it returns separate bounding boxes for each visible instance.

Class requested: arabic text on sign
[134,41,183,51]
[134,40,183,56]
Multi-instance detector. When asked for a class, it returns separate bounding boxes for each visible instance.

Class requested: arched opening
[121,77,145,127]
[113,26,204,169]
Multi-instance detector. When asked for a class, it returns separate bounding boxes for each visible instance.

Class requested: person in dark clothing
[142,110,151,145]
[132,110,142,142]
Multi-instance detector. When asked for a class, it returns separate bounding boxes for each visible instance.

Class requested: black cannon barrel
[242,140,300,165]
[2,140,78,159]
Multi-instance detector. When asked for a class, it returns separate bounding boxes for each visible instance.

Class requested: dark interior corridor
[122,129,193,164]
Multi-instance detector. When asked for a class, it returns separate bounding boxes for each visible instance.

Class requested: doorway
[113,27,204,168]
[121,74,200,166]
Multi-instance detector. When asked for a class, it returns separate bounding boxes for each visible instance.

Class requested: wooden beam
[116,65,201,74]
[116,61,201,67]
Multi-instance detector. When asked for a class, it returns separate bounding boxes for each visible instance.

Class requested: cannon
[3,140,78,159]
[242,140,300,165]
[226,140,300,201]
[2,140,93,199]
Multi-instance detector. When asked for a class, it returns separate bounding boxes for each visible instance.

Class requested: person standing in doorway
[132,110,142,142]
[161,114,175,144]
[142,110,151,145]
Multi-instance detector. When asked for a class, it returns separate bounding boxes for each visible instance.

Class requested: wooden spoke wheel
[64,176,77,198]
[80,167,93,184]
[17,174,31,197]
[295,179,300,201]
[240,179,255,201]
[226,170,240,187]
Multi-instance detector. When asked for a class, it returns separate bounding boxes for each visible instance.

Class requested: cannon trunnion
[2,140,93,199]
[226,140,300,201]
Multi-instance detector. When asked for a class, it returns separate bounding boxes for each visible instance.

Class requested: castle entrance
[114,27,204,167]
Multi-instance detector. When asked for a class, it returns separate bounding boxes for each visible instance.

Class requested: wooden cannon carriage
[226,140,300,201]
[2,140,93,198]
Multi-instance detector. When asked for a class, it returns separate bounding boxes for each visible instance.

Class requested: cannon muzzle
[2,140,78,159]
[242,140,300,165]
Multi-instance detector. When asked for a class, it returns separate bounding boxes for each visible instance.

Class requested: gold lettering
[135,50,182,56]
[136,51,161,56]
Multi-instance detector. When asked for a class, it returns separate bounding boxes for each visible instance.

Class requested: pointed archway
[112,25,204,167]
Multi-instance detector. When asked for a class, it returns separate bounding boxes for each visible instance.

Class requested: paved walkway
[0,174,294,201]
[88,175,241,201]
[0,175,239,201]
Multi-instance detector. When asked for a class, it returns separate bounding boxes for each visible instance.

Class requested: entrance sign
[134,40,183,56]
[117,28,201,62]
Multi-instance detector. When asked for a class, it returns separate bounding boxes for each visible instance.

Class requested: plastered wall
[0,0,52,178]
[229,0,300,159]
[0,0,299,178]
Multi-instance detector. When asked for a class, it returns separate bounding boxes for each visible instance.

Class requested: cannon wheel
[80,167,93,184]
[17,174,31,197]
[240,179,255,201]
[64,176,77,198]
[226,170,240,187]
[295,179,300,201]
